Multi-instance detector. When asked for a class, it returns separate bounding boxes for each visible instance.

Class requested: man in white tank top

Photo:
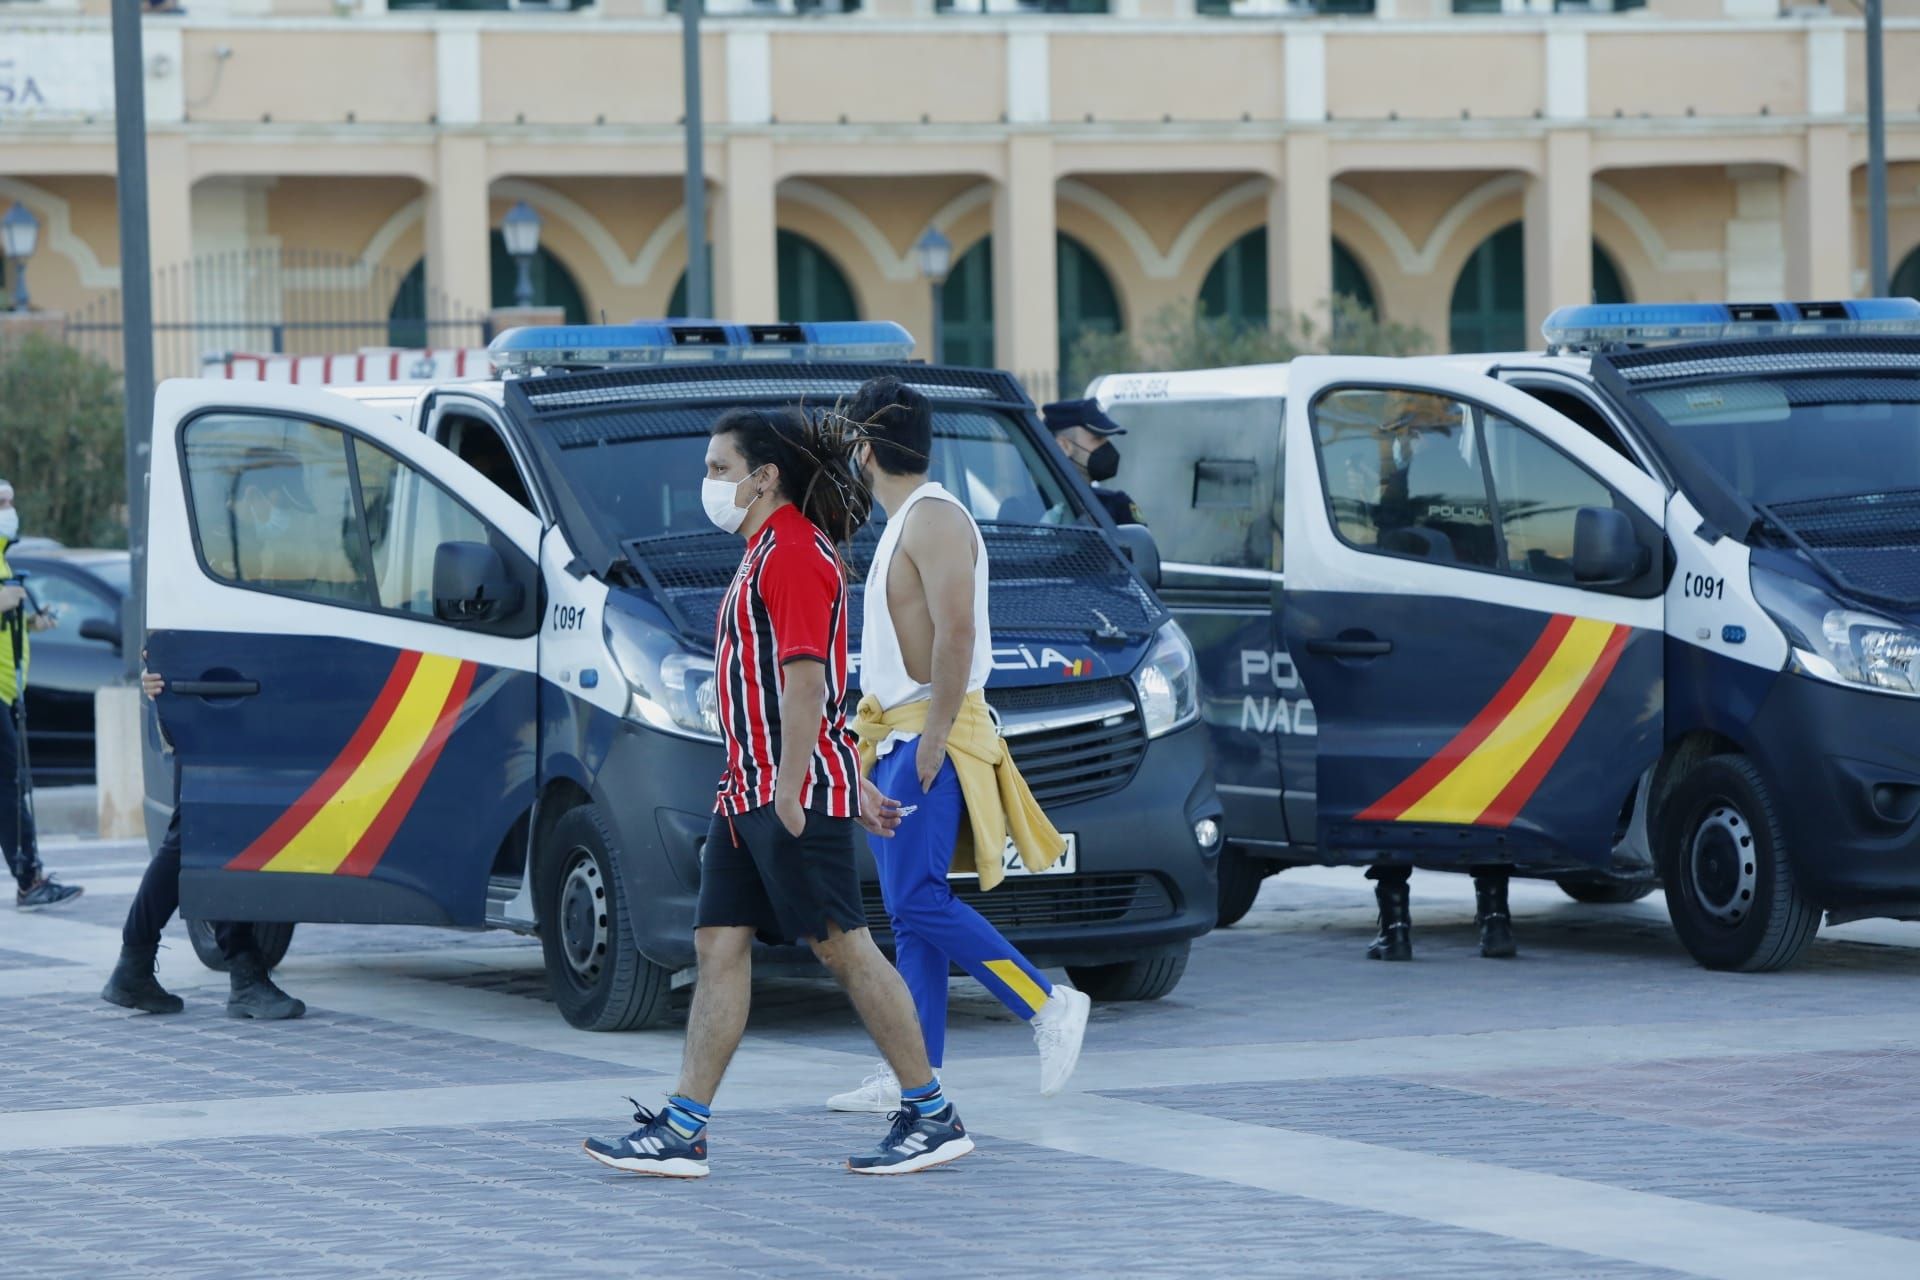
[831,378,1091,1115]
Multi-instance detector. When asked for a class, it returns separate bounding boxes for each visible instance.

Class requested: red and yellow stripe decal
[227,651,478,877]
[1357,615,1631,829]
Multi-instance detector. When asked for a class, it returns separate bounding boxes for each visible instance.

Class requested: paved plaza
[4,835,1920,1279]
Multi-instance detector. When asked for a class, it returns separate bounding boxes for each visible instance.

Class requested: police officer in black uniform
[1042,399,1146,526]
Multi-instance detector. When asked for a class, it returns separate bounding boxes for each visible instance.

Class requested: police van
[146,321,1223,1029]
[1090,299,1920,971]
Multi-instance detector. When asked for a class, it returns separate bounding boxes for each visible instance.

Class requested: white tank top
[860,482,993,719]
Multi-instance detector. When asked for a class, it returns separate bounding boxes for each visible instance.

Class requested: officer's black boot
[1475,874,1517,959]
[1366,878,1412,961]
[227,949,305,1021]
[101,945,185,1014]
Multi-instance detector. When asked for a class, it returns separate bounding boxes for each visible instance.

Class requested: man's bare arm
[901,500,978,752]
[775,658,828,833]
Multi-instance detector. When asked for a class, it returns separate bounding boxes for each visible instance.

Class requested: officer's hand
[141,670,165,700]
[28,609,56,632]
[0,584,23,614]
[857,775,903,839]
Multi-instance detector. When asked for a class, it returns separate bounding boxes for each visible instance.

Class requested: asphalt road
[4,836,1919,1279]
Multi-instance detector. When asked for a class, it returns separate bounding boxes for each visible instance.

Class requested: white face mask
[0,509,17,543]
[701,467,763,535]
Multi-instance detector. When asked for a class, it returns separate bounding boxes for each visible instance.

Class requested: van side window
[350,439,495,618]
[1314,389,1498,569]
[1515,385,1634,462]
[1481,413,1615,583]
[446,415,536,513]
[182,415,376,606]
[1101,396,1282,571]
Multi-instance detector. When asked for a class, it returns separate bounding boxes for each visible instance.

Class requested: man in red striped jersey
[584,407,974,1180]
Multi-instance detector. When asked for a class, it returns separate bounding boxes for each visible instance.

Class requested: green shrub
[0,333,128,549]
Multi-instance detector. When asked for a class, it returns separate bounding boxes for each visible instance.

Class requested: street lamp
[2,202,41,311]
[501,200,542,309]
[915,224,953,363]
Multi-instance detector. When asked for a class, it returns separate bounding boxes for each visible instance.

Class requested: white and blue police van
[1090,299,1920,971]
[144,321,1224,1028]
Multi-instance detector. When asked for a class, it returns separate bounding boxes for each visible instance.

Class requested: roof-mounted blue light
[1542,298,1920,352]
[487,320,915,377]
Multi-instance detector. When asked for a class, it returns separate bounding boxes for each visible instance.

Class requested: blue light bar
[1542,298,1920,352]
[488,320,916,376]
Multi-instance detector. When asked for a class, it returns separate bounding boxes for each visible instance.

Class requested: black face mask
[1085,440,1121,483]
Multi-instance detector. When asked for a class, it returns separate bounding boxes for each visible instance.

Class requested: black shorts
[695,805,867,946]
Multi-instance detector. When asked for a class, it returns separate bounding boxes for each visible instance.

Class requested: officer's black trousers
[123,808,256,958]
[0,703,39,891]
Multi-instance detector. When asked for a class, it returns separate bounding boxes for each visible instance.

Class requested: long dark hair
[710,406,871,546]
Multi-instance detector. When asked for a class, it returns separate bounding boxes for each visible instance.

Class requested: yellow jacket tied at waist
[851,689,1065,893]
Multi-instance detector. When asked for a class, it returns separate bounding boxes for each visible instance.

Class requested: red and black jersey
[713,503,859,818]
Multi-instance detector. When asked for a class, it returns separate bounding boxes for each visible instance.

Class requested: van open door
[145,379,544,927]
[1280,357,1667,870]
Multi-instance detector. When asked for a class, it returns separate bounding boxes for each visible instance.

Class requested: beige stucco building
[3,2,1919,390]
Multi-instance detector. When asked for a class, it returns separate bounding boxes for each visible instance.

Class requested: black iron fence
[63,248,490,381]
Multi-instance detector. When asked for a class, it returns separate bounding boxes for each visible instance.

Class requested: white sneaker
[827,1062,900,1114]
[1033,984,1091,1097]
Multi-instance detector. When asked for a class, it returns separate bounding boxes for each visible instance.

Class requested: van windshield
[1642,375,1920,507]
[544,404,1084,541]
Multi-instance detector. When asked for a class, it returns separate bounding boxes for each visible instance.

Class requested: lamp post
[501,201,542,309]
[915,225,953,364]
[2,203,40,311]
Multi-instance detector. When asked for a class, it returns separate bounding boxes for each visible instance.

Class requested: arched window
[1894,246,1920,303]
[1592,243,1631,305]
[941,237,996,368]
[666,230,861,322]
[387,232,588,346]
[1056,233,1122,372]
[1449,222,1526,354]
[1197,230,1380,328]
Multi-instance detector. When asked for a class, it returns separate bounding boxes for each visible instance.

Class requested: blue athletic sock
[665,1094,711,1140]
[900,1077,949,1118]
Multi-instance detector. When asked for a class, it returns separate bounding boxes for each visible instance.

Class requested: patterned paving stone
[0,992,647,1114]
[0,1112,1687,1280]
[1108,1070,1920,1242]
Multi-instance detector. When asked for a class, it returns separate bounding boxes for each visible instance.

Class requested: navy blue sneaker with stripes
[582,1099,710,1179]
[846,1101,974,1175]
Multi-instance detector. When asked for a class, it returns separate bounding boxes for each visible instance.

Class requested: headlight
[1753,567,1920,697]
[1134,621,1199,738]
[604,611,722,739]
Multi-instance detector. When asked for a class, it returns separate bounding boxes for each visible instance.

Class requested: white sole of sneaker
[846,1134,975,1176]
[826,1095,900,1114]
[1038,987,1091,1097]
[581,1142,709,1179]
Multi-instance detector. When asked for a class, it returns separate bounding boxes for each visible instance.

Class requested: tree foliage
[1064,296,1431,396]
[0,334,128,548]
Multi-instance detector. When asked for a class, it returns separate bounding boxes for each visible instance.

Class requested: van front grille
[861,873,1173,939]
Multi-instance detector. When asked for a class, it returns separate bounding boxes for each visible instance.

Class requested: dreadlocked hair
[709,406,872,547]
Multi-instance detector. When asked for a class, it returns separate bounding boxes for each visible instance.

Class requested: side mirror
[1572,507,1648,587]
[1115,523,1161,591]
[80,615,123,651]
[433,540,524,625]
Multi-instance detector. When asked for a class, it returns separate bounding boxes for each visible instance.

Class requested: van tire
[1067,941,1190,1003]
[1216,846,1268,928]
[187,919,295,972]
[538,803,673,1032]
[1659,755,1819,972]
[1556,875,1657,905]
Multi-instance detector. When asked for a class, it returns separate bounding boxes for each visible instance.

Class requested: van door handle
[1306,638,1392,658]
[171,679,260,698]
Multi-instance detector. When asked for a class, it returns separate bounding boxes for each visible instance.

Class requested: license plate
[951,833,1077,879]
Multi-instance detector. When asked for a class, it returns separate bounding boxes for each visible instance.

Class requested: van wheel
[187,919,295,972]
[538,804,673,1031]
[1556,874,1656,905]
[1067,941,1190,1003]
[1660,755,1819,972]
[1216,846,1268,928]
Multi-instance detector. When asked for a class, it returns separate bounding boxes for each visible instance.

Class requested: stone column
[993,134,1058,395]
[1785,125,1851,299]
[1269,134,1332,328]
[1525,130,1592,340]
[714,135,777,322]
[425,135,492,321]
